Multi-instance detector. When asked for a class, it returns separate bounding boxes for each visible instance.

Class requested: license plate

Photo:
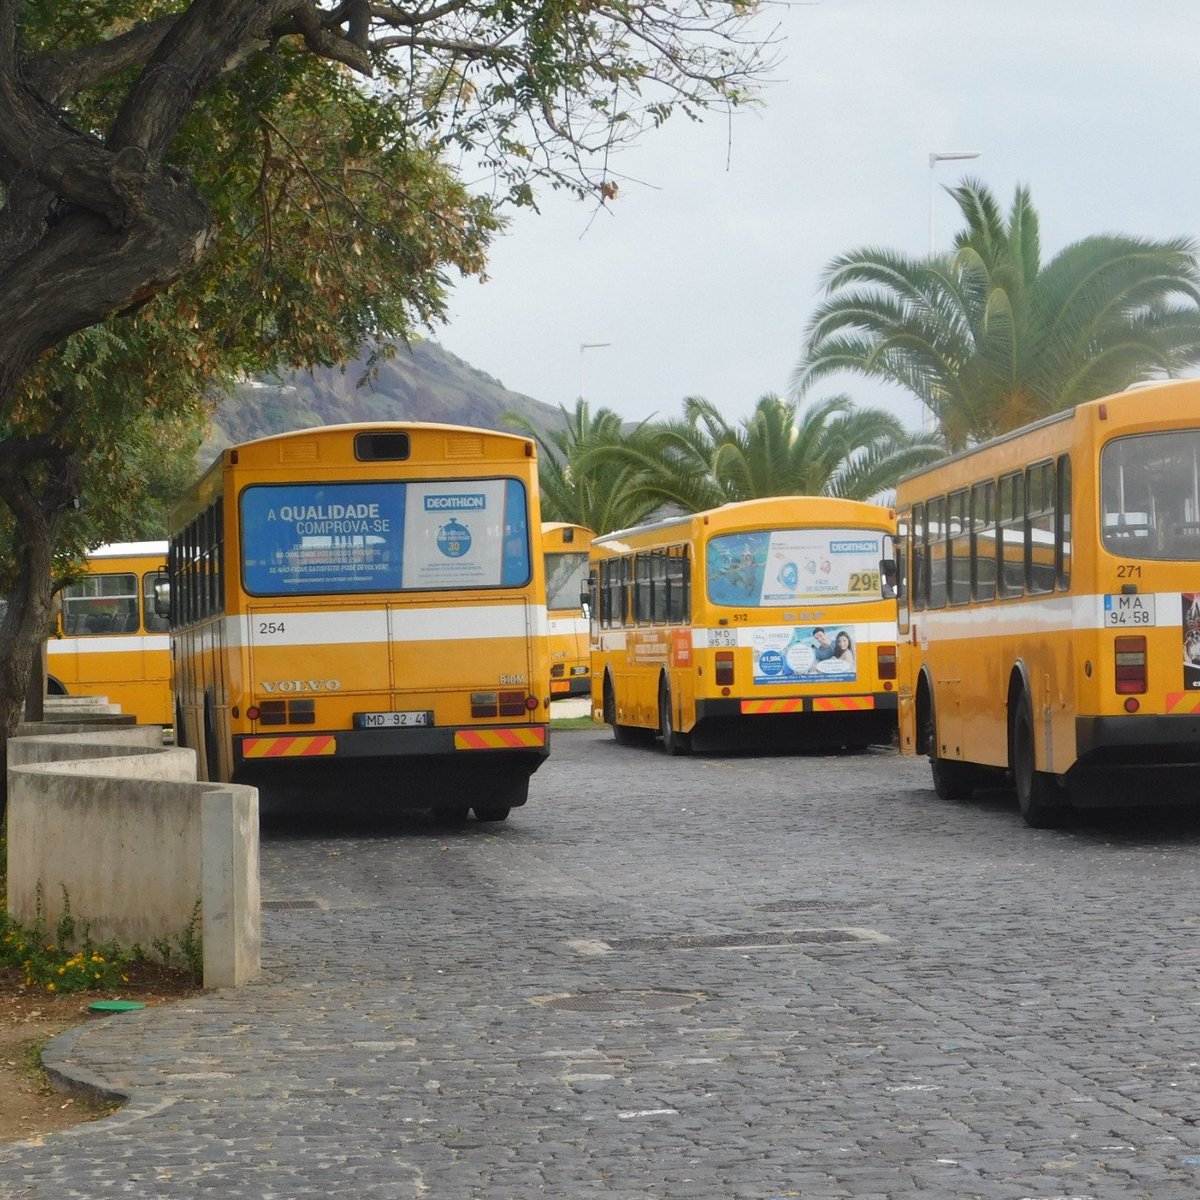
[354,710,432,729]
[1104,594,1156,627]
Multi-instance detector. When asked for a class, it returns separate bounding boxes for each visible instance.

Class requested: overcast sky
[436,0,1200,432]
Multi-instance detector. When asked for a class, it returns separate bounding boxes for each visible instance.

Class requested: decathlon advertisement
[241,479,530,594]
[706,529,884,608]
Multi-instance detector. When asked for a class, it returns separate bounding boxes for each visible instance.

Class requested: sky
[436,1,1200,433]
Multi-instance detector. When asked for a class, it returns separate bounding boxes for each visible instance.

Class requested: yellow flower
[47,983,56,992]
[57,966,66,975]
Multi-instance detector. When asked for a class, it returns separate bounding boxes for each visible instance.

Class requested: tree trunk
[23,639,45,723]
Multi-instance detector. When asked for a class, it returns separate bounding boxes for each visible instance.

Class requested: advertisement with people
[241,479,530,594]
[1184,593,1200,689]
[706,529,884,608]
[750,625,858,684]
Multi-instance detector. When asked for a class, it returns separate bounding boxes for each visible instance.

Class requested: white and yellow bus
[589,497,899,753]
[542,522,593,699]
[166,423,551,820]
[895,379,1200,827]
[47,541,173,725]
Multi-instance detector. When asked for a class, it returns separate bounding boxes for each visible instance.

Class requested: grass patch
[550,715,600,730]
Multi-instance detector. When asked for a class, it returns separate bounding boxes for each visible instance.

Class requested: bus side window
[650,551,667,623]
[1056,455,1071,589]
[910,503,927,611]
[946,490,968,605]
[998,472,1025,598]
[1026,460,1056,595]
[144,572,171,633]
[927,495,947,609]
[666,549,688,623]
[893,522,909,634]
[971,480,996,600]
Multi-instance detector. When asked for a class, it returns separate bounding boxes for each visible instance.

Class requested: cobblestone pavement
[3,729,1200,1198]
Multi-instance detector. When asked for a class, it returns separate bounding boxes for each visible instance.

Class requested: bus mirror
[153,580,171,619]
[580,588,591,610]
[880,558,897,599]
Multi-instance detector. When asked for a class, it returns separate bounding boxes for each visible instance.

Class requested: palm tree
[503,398,662,533]
[579,393,942,513]
[795,179,1200,450]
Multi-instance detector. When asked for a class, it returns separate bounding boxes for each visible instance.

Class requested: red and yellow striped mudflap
[812,696,876,712]
[454,726,547,751]
[1165,692,1200,714]
[242,735,337,759]
[741,698,804,715]
[740,696,877,715]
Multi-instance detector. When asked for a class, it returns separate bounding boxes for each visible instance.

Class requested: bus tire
[1011,691,1069,829]
[202,696,221,783]
[658,677,690,756]
[920,686,977,801]
[473,805,511,822]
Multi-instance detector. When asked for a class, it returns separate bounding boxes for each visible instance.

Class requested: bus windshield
[240,478,531,595]
[1101,430,1200,561]
[545,551,588,610]
[706,527,886,607]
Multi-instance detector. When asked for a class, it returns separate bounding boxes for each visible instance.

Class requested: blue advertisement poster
[241,479,529,595]
[707,529,883,607]
[750,625,858,684]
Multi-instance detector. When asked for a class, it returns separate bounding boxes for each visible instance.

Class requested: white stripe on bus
[225,604,549,648]
[48,636,171,655]
[912,592,1180,639]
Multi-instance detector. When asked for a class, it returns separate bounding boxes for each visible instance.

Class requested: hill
[202,339,566,461]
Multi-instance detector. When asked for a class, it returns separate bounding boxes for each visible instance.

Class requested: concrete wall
[6,723,260,990]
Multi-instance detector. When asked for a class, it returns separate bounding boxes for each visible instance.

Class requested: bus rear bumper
[692,693,898,750]
[233,725,550,768]
[1070,714,1200,806]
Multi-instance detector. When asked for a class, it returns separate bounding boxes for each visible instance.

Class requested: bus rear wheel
[472,805,511,822]
[1011,692,1069,829]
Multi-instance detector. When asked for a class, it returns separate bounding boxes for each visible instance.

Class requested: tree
[0,0,775,757]
[504,399,662,534]
[795,179,1200,451]
[580,394,942,514]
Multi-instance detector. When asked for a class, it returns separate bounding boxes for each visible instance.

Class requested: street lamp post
[579,341,612,403]
[928,150,980,254]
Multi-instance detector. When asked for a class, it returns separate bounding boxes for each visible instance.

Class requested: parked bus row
[46,379,1200,825]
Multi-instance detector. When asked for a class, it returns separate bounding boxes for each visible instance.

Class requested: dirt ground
[0,964,202,1142]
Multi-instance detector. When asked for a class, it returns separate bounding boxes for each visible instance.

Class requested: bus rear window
[240,478,530,595]
[1101,430,1200,561]
[545,552,588,611]
[706,528,887,607]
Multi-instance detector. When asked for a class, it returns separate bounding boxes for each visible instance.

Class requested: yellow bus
[589,497,899,754]
[166,423,551,820]
[895,379,1200,827]
[542,522,594,698]
[47,541,173,725]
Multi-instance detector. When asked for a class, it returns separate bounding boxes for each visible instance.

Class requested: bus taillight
[876,645,897,680]
[715,651,734,686]
[1114,635,1147,694]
